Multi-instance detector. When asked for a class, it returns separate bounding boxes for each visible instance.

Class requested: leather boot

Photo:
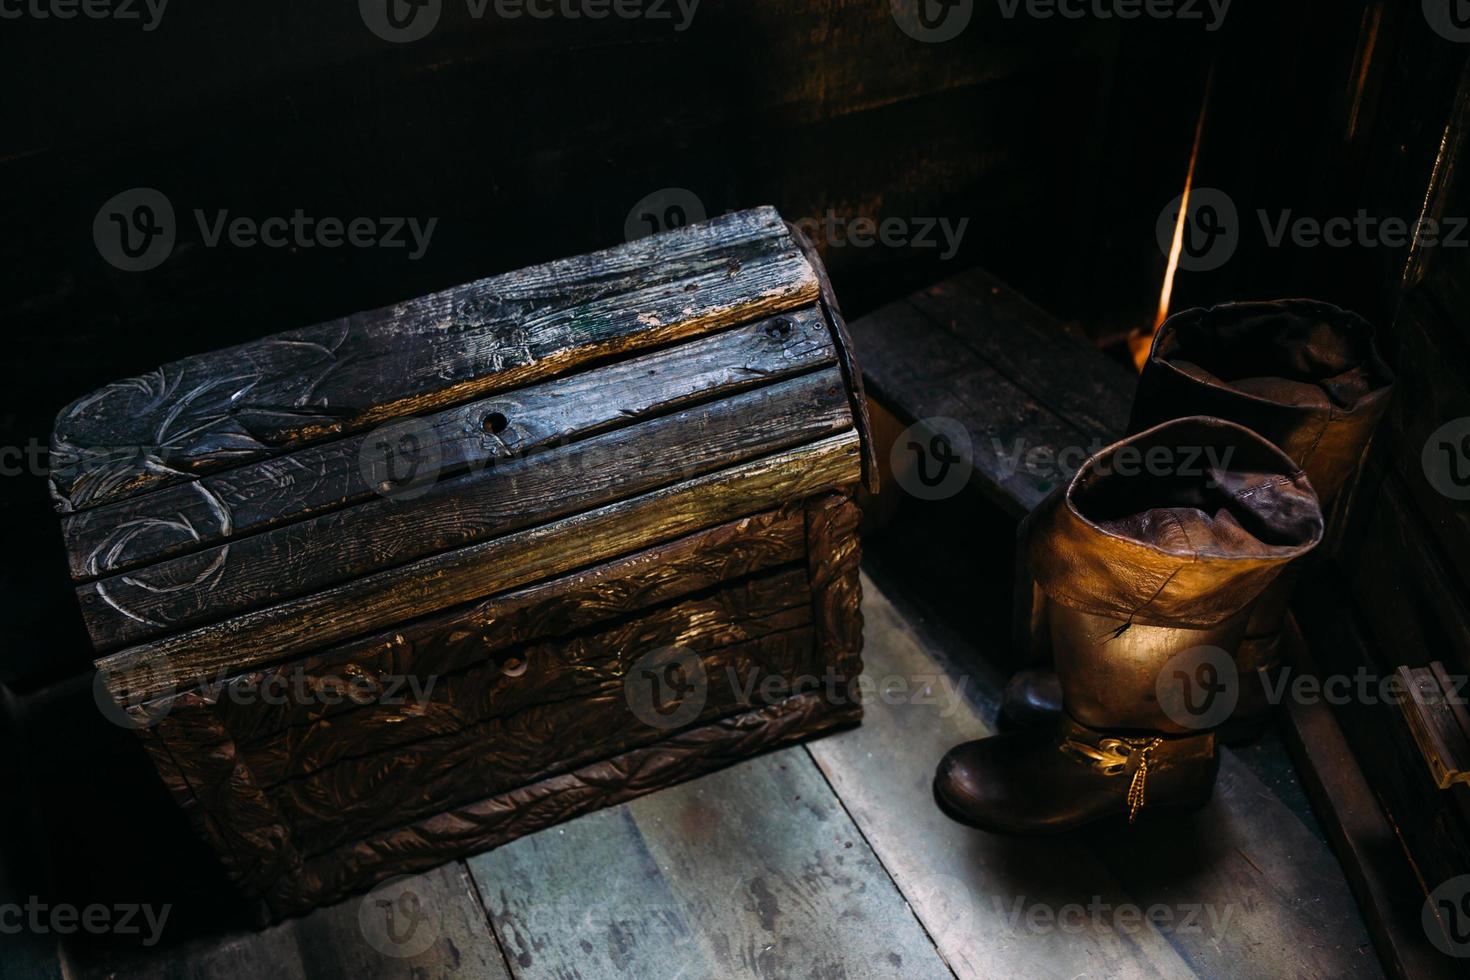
[936,417,1324,833]
[1001,300,1392,738]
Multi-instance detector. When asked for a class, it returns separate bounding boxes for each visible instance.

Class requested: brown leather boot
[1001,300,1393,739]
[936,417,1323,833]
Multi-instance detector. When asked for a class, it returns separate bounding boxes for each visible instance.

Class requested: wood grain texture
[905,267,1136,444]
[851,297,1091,516]
[95,431,863,701]
[467,743,947,980]
[245,574,818,856]
[212,506,809,745]
[61,308,836,583]
[79,367,854,648]
[267,691,861,918]
[275,625,818,858]
[50,207,819,513]
[65,862,514,980]
[806,493,864,680]
[247,569,812,789]
[786,218,880,495]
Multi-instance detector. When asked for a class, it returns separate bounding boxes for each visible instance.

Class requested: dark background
[3,0,1469,964]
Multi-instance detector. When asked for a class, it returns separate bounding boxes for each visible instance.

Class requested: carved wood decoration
[59,209,870,920]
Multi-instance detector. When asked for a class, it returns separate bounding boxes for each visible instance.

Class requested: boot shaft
[1025,416,1324,734]
[1130,299,1394,506]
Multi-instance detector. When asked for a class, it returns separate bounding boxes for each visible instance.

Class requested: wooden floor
[18,565,1379,980]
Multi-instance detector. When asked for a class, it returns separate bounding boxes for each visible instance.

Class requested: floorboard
[63,862,512,980]
[466,747,952,979]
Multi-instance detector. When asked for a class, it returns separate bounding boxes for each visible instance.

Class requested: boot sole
[932,776,1213,836]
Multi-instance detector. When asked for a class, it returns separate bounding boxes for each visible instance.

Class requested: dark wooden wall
[1167,0,1470,921]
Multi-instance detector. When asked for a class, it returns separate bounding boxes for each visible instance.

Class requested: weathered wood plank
[808,572,1381,980]
[905,267,1137,443]
[50,207,818,512]
[79,367,854,648]
[850,297,1094,516]
[467,746,952,980]
[214,506,809,745]
[61,308,836,582]
[94,430,864,701]
[65,862,513,980]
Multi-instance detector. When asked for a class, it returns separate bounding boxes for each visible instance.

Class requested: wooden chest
[51,207,875,919]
